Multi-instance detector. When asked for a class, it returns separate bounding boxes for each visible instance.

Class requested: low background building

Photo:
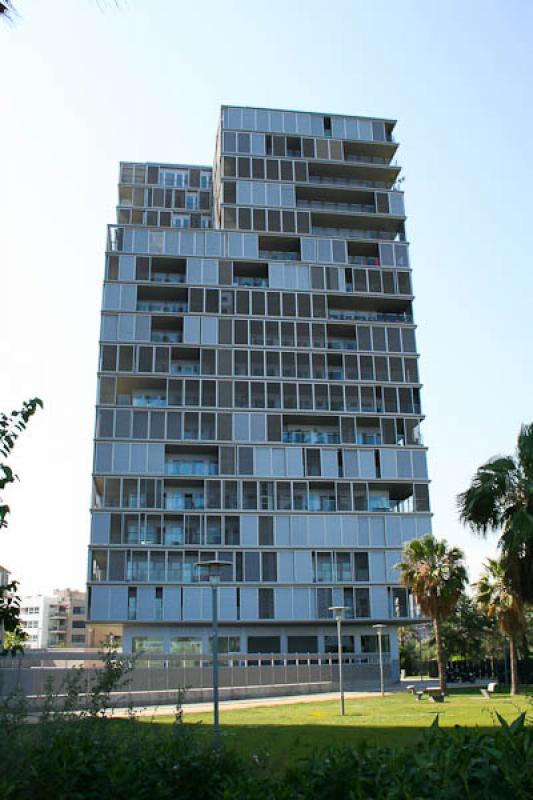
[20,589,87,649]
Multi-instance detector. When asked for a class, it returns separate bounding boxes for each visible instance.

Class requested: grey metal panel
[137,587,154,621]
[286,447,304,477]
[269,263,284,288]
[183,316,201,344]
[320,449,338,478]
[307,515,325,546]
[275,515,290,546]
[95,443,112,473]
[118,314,135,342]
[202,260,218,285]
[278,551,294,582]
[113,442,130,473]
[90,586,110,620]
[163,588,180,621]
[183,588,201,620]
[397,451,412,478]
[91,512,110,544]
[370,551,386,582]
[201,317,218,344]
[103,283,121,311]
[218,587,237,620]
[291,515,307,546]
[254,448,271,477]
[135,315,151,342]
[108,586,128,620]
[294,551,313,582]
[343,450,359,477]
[358,450,376,479]
[234,414,250,441]
[358,517,370,546]
[240,588,258,620]
[412,451,428,479]
[121,283,137,311]
[386,517,402,547]
[147,443,165,474]
[370,517,386,546]
[341,515,358,545]
[118,255,135,280]
[293,588,311,619]
[250,413,266,442]
[416,515,432,538]
[379,449,397,479]
[130,443,146,473]
[370,586,388,618]
[386,551,402,582]
[401,516,418,542]
[325,515,342,546]
[241,515,258,546]
[101,315,117,341]
[275,588,292,618]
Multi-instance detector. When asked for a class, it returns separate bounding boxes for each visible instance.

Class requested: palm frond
[457,456,518,534]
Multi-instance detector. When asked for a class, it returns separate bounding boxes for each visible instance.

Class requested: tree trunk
[509,636,519,695]
[434,617,446,693]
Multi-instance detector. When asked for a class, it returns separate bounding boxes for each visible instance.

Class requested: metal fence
[0,650,399,706]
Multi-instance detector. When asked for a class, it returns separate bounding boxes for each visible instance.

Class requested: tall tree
[475,558,526,695]
[457,423,533,604]
[396,534,468,692]
[1,398,43,654]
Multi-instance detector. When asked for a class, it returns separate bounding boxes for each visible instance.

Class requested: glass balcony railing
[308,497,337,512]
[165,495,205,511]
[233,277,268,288]
[170,363,200,375]
[368,497,395,512]
[297,200,376,214]
[344,154,390,165]
[327,339,357,351]
[283,431,340,444]
[151,332,182,344]
[312,226,404,241]
[328,310,413,323]
[165,462,218,476]
[308,175,389,190]
[347,255,380,266]
[137,302,187,313]
[259,250,299,261]
[151,272,185,284]
[132,395,166,407]
[356,433,382,445]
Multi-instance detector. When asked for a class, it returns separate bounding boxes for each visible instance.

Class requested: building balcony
[151,272,185,284]
[165,493,205,511]
[347,255,380,266]
[327,339,357,351]
[328,309,413,324]
[297,199,376,214]
[258,250,299,261]
[307,175,389,190]
[131,394,166,408]
[283,430,340,445]
[312,226,404,242]
[151,331,182,344]
[137,302,187,313]
[165,461,218,476]
[233,276,268,288]
[170,362,200,376]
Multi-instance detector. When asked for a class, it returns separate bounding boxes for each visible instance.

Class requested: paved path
[110,689,387,718]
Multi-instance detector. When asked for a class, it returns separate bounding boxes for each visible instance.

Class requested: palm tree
[457,423,533,604]
[396,534,468,692]
[475,558,526,695]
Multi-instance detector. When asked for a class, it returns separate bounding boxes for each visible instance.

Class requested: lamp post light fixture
[195,559,232,745]
[372,623,387,696]
[329,605,346,715]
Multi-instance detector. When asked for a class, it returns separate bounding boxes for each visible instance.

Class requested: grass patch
[147,690,532,767]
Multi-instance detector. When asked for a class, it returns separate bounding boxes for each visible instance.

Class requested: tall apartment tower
[88,106,431,668]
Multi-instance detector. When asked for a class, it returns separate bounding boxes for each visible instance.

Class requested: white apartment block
[88,106,430,671]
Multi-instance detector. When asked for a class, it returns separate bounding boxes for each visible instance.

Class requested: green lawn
[147,690,532,768]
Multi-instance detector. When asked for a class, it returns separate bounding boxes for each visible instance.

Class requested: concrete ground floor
[118,622,400,664]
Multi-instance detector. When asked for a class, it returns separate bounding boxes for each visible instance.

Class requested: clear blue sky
[2,0,532,595]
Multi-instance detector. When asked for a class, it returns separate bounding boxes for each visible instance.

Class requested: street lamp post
[329,605,346,715]
[195,559,232,745]
[372,623,387,696]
